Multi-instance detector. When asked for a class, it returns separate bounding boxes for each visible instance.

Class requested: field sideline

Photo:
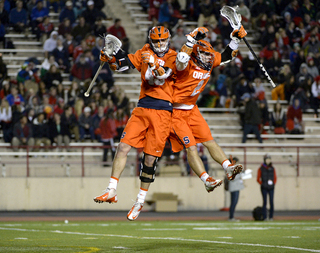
[1,219,320,252]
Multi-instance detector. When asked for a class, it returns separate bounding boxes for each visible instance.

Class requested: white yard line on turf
[140,228,187,231]
[0,227,320,253]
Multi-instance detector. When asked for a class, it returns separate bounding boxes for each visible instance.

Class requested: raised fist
[188,27,208,41]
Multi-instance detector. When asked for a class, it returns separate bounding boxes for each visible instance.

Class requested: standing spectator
[81,0,106,27]
[48,86,57,105]
[241,93,263,143]
[271,102,286,134]
[107,19,129,54]
[257,154,277,221]
[30,0,49,35]
[71,16,91,43]
[32,112,50,151]
[286,98,304,134]
[59,1,75,25]
[79,106,94,141]
[43,31,58,58]
[99,109,117,166]
[228,157,244,222]
[61,105,80,142]
[197,0,216,27]
[0,97,12,142]
[12,115,35,152]
[71,54,93,84]
[49,112,70,151]
[9,0,27,33]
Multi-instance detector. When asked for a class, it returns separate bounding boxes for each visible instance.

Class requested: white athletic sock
[200,172,209,183]
[108,177,119,190]
[222,159,231,171]
[137,188,148,203]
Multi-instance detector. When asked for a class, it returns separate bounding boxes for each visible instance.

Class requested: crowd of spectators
[0,0,135,160]
[139,0,320,137]
[0,0,320,156]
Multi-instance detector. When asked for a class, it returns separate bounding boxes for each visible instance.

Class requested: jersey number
[191,80,205,97]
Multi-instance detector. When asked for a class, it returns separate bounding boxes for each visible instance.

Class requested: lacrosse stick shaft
[84,62,105,97]
[242,37,275,88]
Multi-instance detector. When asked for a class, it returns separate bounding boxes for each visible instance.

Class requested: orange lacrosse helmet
[148,26,171,57]
[191,40,215,71]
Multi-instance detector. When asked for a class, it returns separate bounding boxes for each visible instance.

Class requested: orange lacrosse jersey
[128,44,177,103]
[173,51,221,105]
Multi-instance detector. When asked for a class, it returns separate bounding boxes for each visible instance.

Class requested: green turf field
[0,220,320,252]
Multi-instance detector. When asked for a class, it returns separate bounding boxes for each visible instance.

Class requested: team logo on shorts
[183,136,190,145]
[121,132,126,139]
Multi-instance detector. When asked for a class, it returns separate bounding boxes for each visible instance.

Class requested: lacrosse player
[169,26,247,187]
[93,26,177,221]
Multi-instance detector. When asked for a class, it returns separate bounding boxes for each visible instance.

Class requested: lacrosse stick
[84,35,122,97]
[220,5,276,88]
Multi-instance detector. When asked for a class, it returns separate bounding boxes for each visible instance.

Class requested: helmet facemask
[191,40,215,71]
[148,26,171,57]
[150,38,170,56]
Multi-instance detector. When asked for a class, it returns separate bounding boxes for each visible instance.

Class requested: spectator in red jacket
[257,154,277,221]
[71,54,93,84]
[99,109,117,166]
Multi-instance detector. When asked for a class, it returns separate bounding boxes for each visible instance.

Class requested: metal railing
[0,144,319,177]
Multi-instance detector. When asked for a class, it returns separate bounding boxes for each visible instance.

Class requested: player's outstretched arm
[100,50,134,72]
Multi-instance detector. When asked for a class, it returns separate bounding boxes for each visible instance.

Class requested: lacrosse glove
[231,25,247,42]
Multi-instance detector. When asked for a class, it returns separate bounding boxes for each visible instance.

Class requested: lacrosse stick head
[220,5,242,30]
[103,34,122,57]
